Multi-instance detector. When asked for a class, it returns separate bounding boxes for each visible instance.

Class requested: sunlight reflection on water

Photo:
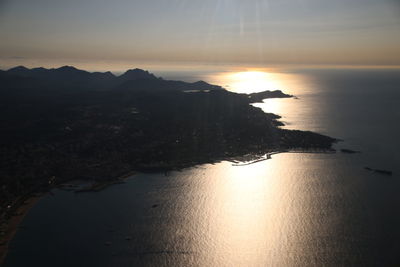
[5,69,400,267]
[206,69,314,95]
[206,69,322,132]
[6,150,396,266]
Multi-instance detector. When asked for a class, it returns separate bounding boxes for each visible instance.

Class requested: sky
[0,0,400,70]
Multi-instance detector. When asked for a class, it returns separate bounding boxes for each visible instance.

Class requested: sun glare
[208,70,293,94]
[229,71,279,93]
[205,69,314,97]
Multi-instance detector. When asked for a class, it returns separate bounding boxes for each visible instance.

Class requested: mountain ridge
[3,66,223,92]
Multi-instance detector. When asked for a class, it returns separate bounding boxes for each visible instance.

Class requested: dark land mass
[0,66,336,238]
[247,90,293,103]
[341,148,361,154]
[365,167,393,176]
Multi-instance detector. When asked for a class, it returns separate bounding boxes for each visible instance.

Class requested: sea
[4,67,400,266]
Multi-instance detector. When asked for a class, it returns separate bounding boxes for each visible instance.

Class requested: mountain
[2,66,222,92]
[5,66,116,90]
[0,69,43,90]
[117,78,224,92]
[118,68,158,82]
[8,65,89,80]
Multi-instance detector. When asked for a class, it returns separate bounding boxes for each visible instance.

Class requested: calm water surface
[4,68,400,266]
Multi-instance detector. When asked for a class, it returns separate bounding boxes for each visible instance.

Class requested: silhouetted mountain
[0,70,43,90]
[2,66,222,92]
[118,68,158,82]
[117,78,223,92]
[6,65,116,90]
[92,71,116,80]
[8,65,87,79]
[7,66,29,73]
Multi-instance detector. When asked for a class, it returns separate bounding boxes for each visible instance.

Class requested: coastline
[0,147,339,265]
[73,171,137,193]
[0,170,138,265]
[230,148,336,166]
[0,195,42,266]
[0,66,339,265]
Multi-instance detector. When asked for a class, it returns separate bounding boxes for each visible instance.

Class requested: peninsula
[0,66,337,255]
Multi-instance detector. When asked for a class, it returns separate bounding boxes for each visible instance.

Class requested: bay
[4,68,400,266]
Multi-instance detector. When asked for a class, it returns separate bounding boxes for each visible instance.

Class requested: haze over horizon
[1,0,400,71]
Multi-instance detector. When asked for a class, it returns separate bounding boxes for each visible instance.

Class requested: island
[0,66,337,260]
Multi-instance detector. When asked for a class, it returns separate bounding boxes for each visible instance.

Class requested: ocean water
[4,68,400,266]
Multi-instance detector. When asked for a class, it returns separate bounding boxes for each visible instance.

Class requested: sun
[224,71,284,94]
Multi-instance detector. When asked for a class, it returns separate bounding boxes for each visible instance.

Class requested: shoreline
[0,70,337,264]
[73,171,137,193]
[231,149,336,166]
[0,195,42,266]
[0,147,338,265]
[0,170,137,265]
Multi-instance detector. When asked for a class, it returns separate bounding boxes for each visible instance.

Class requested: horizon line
[2,63,400,74]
